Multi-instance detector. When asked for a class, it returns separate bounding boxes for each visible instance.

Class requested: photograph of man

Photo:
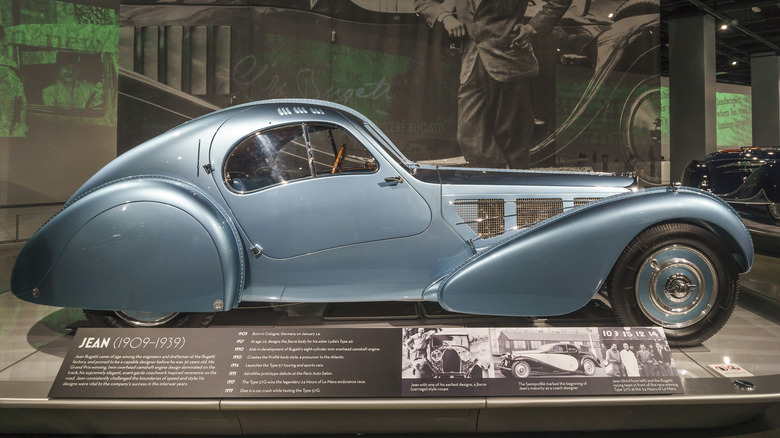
[636,343,659,377]
[405,327,435,361]
[604,343,626,377]
[402,328,491,379]
[654,342,676,377]
[620,342,640,377]
[0,25,26,137]
[42,51,103,110]
[415,0,571,169]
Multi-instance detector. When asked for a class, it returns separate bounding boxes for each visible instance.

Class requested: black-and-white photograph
[114,0,660,178]
[490,327,604,378]
[402,327,493,379]
[601,336,678,378]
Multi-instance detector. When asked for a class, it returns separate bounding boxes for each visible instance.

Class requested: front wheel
[511,360,531,378]
[609,223,738,347]
[84,310,214,328]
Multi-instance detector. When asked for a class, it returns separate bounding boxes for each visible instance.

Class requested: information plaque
[50,326,682,398]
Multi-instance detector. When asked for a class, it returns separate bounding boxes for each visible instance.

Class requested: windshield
[363,121,415,170]
[432,335,469,349]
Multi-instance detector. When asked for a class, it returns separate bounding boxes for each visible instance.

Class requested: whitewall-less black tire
[609,223,738,347]
[84,310,214,328]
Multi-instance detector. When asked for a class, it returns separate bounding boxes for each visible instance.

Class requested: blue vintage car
[12,99,753,346]
[682,147,779,254]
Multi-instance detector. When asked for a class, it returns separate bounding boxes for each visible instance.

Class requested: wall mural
[0,0,118,206]
[0,0,662,211]
[117,0,661,184]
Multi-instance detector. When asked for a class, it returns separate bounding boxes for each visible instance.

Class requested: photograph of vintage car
[403,328,489,379]
[682,147,779,254]
[497,342,601,378]
[11,99,753,346]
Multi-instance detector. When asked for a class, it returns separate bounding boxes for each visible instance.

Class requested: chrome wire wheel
[609,223,739,347]
[113,310,180,327]
[634,245,717,328]
[769,203,780,220]
[512,361,531,378]
[581,358,597,376]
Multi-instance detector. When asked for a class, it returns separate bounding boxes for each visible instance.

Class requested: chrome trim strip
[3,391,779,410]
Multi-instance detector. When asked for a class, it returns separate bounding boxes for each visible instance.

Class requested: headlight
[430,349,443,362]
[458,349,471,362]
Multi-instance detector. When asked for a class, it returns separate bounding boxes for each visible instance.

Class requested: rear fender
[436,187,753,317]
[11,177,244,312]
[725,163,780,203]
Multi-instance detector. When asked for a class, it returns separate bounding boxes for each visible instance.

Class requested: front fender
[436,187,753,317]
[11,177,244,312]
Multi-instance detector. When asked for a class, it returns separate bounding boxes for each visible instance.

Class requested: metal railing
[0,202,63,245]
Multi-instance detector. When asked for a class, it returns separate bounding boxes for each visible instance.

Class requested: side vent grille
[453,199,505,238]
[516,198,563,228]
[574,197,600,207]
[453,197,597,238]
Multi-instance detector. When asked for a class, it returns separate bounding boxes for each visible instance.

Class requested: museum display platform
[2,278,780,435]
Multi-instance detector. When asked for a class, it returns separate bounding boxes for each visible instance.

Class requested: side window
[224,124,310,193]
[307,124,378,176]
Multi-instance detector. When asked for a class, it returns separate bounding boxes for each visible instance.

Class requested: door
[214,121,432,259]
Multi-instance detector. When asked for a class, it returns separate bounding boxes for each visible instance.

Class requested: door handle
[384,176,404,185]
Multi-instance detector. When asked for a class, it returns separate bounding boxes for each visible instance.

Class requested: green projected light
[0,1,118,138]
[659,86,752,148]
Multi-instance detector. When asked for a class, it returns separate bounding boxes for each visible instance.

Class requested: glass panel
[224,124,310,193]
[307,124,377,176]
[214,26,231,95]
[190,25,207,95]
[141,26,158,80]
[165,26,183,90]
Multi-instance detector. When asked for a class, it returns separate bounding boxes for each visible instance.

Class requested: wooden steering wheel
[331,145,347,174]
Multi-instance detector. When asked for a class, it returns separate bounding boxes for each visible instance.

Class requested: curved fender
[680,160,709,189]
[11,177,244,312]
[437,187,753,317]
[725,162,780,203]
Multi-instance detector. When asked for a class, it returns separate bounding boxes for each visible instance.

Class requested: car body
[12,99,753,346]
[682,147,780,253]
[410,332,484,379]
[497,342,600,378]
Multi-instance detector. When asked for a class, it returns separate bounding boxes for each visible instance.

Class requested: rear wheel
[609,223,738,347]
[581,358,597,376]
[469,365,485,380]
[613,0,659,21]
[84,310,214,328]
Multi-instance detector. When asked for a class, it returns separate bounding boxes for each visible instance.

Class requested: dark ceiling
[661,0,780,86]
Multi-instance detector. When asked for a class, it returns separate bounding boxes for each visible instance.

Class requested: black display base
[2,292,780,435]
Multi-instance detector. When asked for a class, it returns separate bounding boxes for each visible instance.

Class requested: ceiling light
[608,12,614,18]
[720,24,729,30]
[752,7,762,13]
[731,60,738,65]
